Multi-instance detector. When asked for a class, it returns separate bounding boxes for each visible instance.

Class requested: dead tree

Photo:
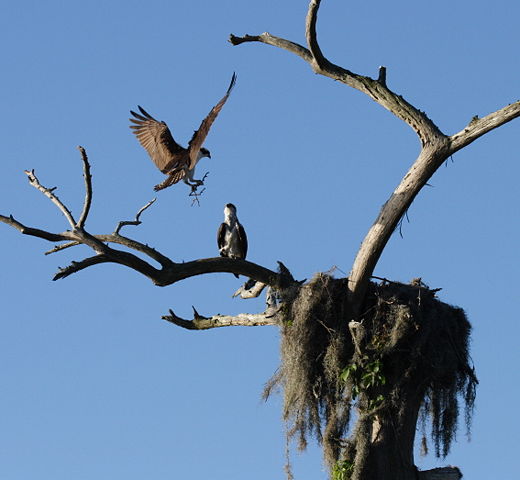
[1,1,518,480]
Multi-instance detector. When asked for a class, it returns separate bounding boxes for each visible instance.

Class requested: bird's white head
[224,203,237,220]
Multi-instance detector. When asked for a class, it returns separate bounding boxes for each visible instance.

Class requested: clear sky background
[0,1,518,479]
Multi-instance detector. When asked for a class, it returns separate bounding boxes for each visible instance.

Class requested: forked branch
[231,0,520,316]
[0,148,291,292]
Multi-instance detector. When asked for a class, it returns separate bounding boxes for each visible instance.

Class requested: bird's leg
[184,171,209,192]
[192,171,210,188]
[189,182,200,193]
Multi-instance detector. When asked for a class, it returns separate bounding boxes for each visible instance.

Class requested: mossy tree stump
[266,275,476,480]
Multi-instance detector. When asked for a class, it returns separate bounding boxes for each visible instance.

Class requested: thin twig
[190,186,206,207]
[45,241,80,255]
[114,198,157,234]
[397,209,410,238]
[370,275,392,284]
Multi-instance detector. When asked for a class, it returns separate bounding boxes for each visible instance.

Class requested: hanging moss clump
[265,274,477,479]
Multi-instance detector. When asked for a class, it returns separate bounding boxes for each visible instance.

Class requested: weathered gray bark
[229,0,520,318]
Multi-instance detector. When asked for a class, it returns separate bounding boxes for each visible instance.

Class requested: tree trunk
[352,371,423,480]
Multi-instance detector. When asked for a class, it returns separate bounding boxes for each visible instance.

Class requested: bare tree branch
[449,101,520,153]
[231,0,519,318]
[157,257,286,288]
[53,249,162,282]
[44,198,171,267]
[163,307,278,330]
[43,240,282,288]
[230,3,445,147]
[54,255,114,280]
[348,141,450,312]
[24,169,77,228]
[0,214,74,242]
[229,33,312,63]
[45,240,81,255]
[348,102,520,312]
[76,146,92,229]
[103,233,174,267]
[305,0,327,69]
[45,233,174,268]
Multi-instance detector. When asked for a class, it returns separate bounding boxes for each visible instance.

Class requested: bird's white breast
[224,223,242,258]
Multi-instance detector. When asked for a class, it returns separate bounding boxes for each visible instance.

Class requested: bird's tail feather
[153,171,185,191]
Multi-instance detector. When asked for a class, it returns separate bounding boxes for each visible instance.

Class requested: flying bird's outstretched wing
[129,106,186,173]
[187,72,237,166]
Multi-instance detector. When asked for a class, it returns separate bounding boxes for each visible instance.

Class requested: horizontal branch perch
[156,257,289,288]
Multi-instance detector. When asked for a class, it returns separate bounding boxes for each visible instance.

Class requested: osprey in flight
[217,203,248,278]
[129,73,236,192]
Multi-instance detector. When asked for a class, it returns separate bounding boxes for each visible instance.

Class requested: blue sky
[0,1,518,479]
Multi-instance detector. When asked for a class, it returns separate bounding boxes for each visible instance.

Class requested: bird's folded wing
[217,223,227,252]
[238,223,248,258]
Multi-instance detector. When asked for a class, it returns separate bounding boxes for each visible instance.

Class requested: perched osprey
[217,203,248,278]
[129,73,236,192]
